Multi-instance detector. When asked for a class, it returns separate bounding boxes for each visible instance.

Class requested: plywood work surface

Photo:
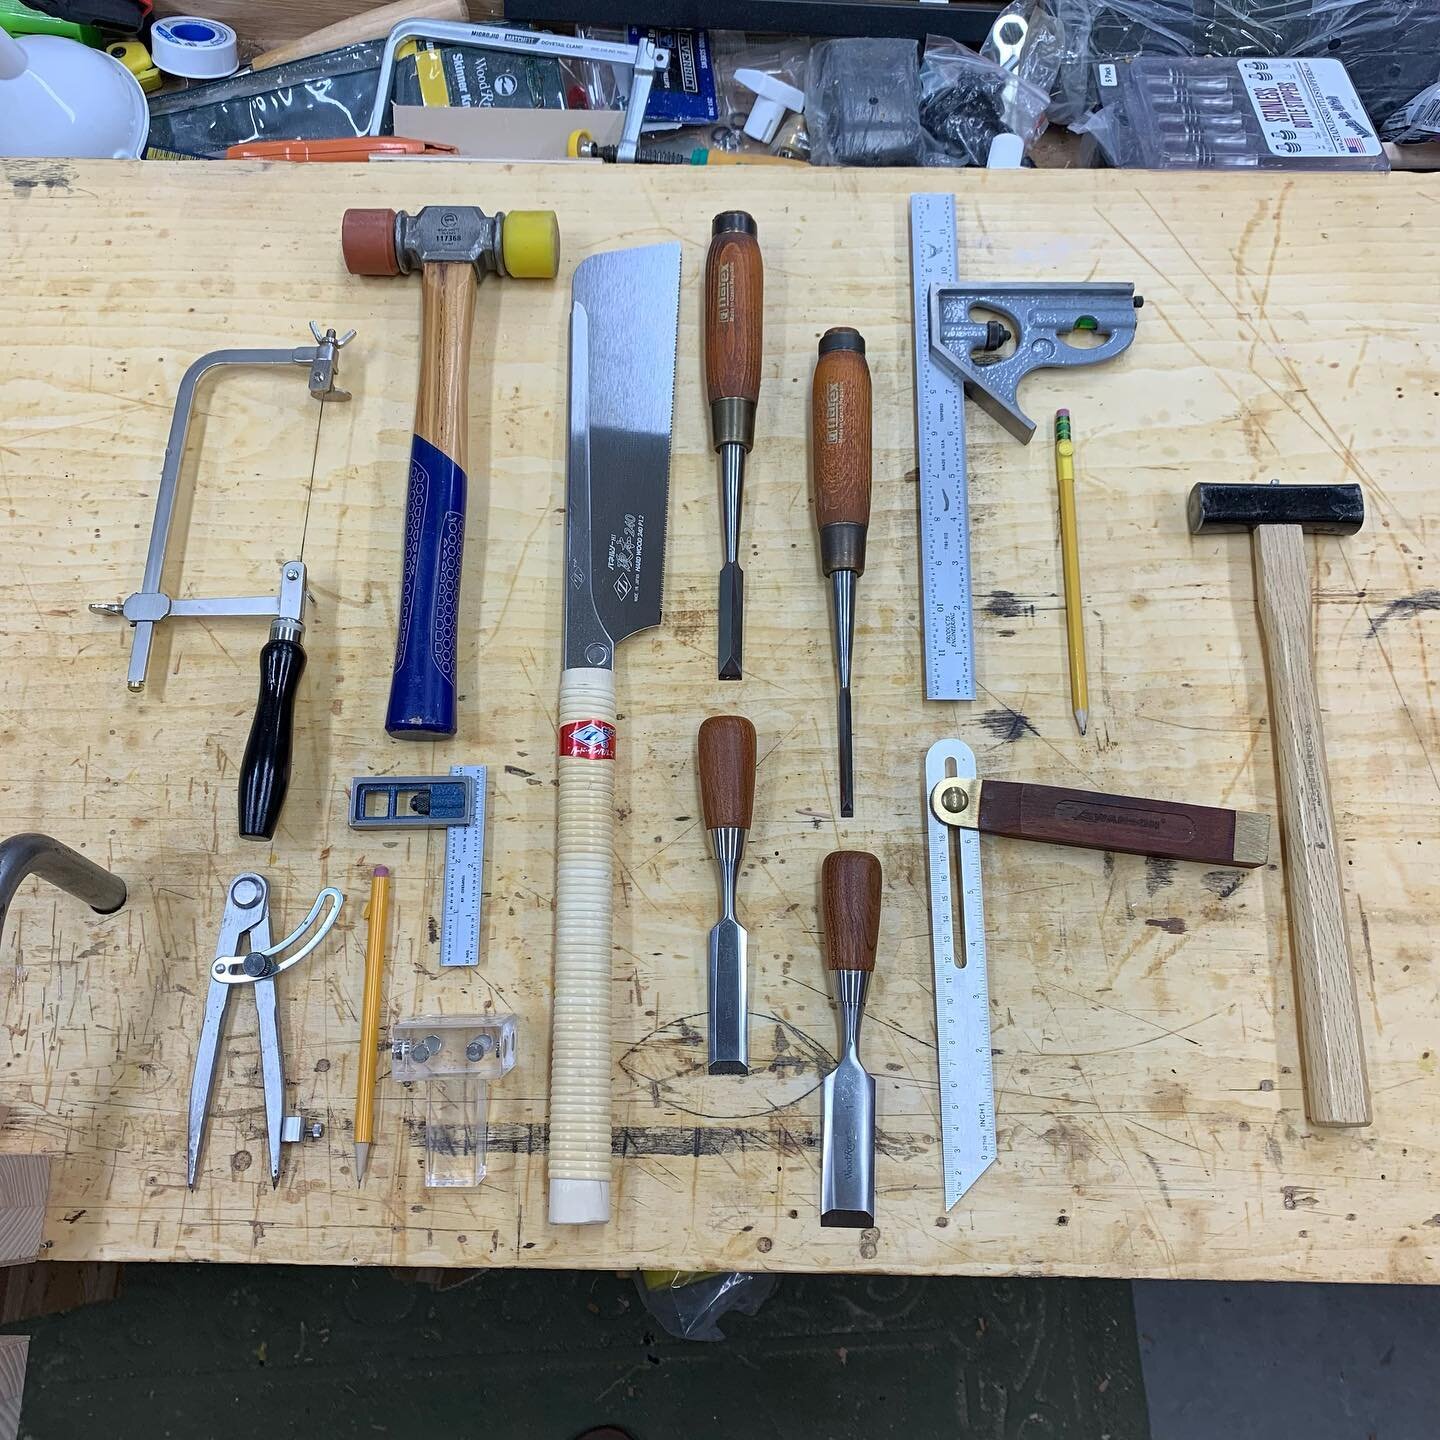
[1,160,1437,1280]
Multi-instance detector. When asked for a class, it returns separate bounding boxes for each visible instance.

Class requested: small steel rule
[923,738,995,1207]
[910,193,975,702]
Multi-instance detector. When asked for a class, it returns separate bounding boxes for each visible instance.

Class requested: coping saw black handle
[239,632,306,840]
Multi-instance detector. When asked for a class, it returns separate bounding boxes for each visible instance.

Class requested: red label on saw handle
[560,720,617,760]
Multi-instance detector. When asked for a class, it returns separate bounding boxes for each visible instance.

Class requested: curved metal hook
[212,886,344,985]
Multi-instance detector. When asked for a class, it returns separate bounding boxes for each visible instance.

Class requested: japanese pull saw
[548,242,681,1226]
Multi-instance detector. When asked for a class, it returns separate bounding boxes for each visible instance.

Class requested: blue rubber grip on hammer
[386,433,465,738]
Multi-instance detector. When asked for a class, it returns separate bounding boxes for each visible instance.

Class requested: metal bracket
[348,775,477,829]
[89,325,354,691]
[211,885,344,985]
[930,282,1142,441]
[364,19,668,163]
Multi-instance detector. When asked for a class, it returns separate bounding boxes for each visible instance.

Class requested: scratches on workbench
[1365,589,1440,638]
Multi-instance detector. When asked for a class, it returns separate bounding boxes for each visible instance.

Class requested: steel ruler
[923,738,995,1207]
[348,766,488,968]
[440,764,487,968]
[910,193,975,702]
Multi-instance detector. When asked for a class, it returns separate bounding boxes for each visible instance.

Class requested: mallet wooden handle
[698,716,756,829]
[822,851,881,972]
[384,259,476,738]
[1253,523,1371,1127]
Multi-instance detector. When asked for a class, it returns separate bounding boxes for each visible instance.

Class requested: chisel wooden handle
[704,212,763,450]
[1253,524,1370,1127]
[971,781,1269,868]
[822,851,881,972]
[698,715,756,829]
[811,329,872,576]
[549,666,618,1224]
[385,258,476,738]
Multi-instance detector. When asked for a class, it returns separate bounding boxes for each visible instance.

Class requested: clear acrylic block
[392,1014,517,1189]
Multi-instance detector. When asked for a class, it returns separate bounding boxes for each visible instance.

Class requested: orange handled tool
[811,328,872,818]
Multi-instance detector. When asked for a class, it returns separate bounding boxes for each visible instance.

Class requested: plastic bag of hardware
[1048,0,1440,132]
[707,32,813,156]
[1086,55,1386,170]
[919,34,1051,166]
[806,37,923,166]
[633,1270,778,1342]
[1382,80,1440,144]
[146,40,382,157]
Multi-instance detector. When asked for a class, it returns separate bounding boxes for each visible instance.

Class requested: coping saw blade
[910,194,975,701]
[924,738,995,1206]
[440,764,487,968]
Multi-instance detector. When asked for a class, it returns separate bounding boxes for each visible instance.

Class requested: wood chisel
[811,328,871,819]
[908,193,1142,701]
[820,849,882,1228]
[698,715,756,1074]
[924,736,1273,1207]
[704,211,764,681]
[549,242,682,1227]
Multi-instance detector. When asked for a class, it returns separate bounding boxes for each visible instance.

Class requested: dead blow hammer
[341,204,560,737]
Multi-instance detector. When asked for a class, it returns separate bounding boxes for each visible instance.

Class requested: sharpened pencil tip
[355,1142,369,1187]
[1074,708,1088,736]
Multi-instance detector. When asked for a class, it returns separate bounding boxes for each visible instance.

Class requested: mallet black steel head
[1187,482,1365,537]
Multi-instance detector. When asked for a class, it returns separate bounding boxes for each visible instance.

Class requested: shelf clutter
[1,0,1436,169]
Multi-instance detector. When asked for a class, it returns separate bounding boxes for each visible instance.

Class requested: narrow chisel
[811,329,872,819]
[698,715,756,1074]
[704,212,764,680]
[819,849,881,1228]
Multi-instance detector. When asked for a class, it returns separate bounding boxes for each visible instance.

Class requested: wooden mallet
[1188,481,1370,1127]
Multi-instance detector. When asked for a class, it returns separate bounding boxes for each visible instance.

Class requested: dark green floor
[6,1266,1146,1438]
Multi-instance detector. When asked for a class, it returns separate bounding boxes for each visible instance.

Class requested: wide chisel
[811,329,872,819]
[548,242,682,1227]
[698,715,756,1073]
[820,849,881,1228]
[704,212,763,680]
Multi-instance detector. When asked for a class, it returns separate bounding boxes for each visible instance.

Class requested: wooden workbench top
[1,159,1436,1281]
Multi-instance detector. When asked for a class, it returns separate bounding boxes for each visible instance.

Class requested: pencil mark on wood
[1146,917,1187,935]
[986,590,1035,621]
[1365,588,1440,637]
[1144,857,1176,895]
[979,706,1038,743]
[1202,870,1245,899]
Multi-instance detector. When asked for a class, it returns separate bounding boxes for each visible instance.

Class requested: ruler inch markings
[924,738,995,1208]
[440,763,488,969]
[910,192,975,703]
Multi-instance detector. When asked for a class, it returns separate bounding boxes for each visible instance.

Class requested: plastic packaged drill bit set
[1088,56,1386,171]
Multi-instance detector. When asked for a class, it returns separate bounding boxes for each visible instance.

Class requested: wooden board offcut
[0,160,1437,1281]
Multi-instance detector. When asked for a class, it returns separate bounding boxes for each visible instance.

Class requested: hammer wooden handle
[1254,523,1371,1127]
[384,261,476,738]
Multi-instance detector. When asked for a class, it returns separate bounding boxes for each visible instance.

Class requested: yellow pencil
[1055,410,1090,736]
[354,865,390,1186]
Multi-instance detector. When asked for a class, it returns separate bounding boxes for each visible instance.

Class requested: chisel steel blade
[820,1056,876,1227]
[707,916,748,1073]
